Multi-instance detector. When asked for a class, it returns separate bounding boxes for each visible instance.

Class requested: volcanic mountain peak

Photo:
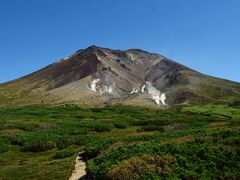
[0,45,240,108]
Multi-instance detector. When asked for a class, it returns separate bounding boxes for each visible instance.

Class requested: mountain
[0,45,240,107]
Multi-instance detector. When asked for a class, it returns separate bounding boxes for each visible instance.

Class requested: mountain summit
[1,45,240,107]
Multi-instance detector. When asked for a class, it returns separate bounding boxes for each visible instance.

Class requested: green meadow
[0,103,240,179]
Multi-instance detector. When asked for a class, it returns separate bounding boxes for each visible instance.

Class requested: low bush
[85,138,116,158]
[93,123,114,132]
[0,144,8,154]
[0,136,9,154]
[54,149,75,159]
[131,119,170,127]
[229,100,240,108]
[87,139,240,179]
[141,125,164,132]
[23,138,57,152]
[14,132,58,152]
[107,155,176,179]
[68,128,91,135]
[114,121,128,129]
[13,122,39,131]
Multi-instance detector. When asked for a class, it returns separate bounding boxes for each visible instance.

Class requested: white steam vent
[160,93,166,105]
[141,84,146,93]
[144,82,166,106]
[130,88,139,94]
[90,78,100,92]
[100,85,113,94]
[130,82,166,106]
[90,78,166,106]
[90,78,114,95]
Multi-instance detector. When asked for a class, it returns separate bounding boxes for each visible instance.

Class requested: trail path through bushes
[69,152,86,180]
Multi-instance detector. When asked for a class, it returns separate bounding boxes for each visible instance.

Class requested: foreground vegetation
[0,103,240,179]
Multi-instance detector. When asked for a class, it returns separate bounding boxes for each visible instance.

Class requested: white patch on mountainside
[54,56,71,64]
[90,78,114,94]
[90,78,100,92]
[127,54,136,62]
[130,88,139,94]
[129,82,166,106]
[141,84,146,93]
[160,93,166,105]
[145,82,166,106]
[89,78,166,105]
[100,85,114,94]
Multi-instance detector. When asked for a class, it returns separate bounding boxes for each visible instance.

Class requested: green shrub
[93,123,114,132]
[229,100,240,108]
[15,132,58,152]
[14,122,39,131]
[107,155,176,179]
[23,139,57,152]
[131,119,170,127]
[0,144,8,154]
[141,125,164,132]
[136,128,144,133]
[54,149,75,159]
[68,128,91,135]
[85,138,116,158]
[0,136,9,154]
[114,121,128,129]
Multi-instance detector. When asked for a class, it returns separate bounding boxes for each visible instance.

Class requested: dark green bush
[54,149,75,159]
[9,122,39,131]
[141,125,164,131]
[0,144,8,154]
[15,132,58,152]
[131,119,170,127]
[229,100,240,108]
[87,139,240,179]
[147,125,163,131]
[114,121,128,129]
[93,123,114,132]
[84,138,116,158]
[68,128,91,135]
[23,139,57,152]
[0,136,9,154]
[107,155,176,179]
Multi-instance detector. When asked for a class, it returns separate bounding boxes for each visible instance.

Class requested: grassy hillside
[0,104,240,179]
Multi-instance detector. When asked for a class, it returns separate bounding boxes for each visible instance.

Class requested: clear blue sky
[0,0,240,83]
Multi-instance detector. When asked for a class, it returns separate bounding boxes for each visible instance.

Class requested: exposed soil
[69,152,87,180]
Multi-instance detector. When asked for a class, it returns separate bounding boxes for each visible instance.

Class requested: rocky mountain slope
[0,45,240,107]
